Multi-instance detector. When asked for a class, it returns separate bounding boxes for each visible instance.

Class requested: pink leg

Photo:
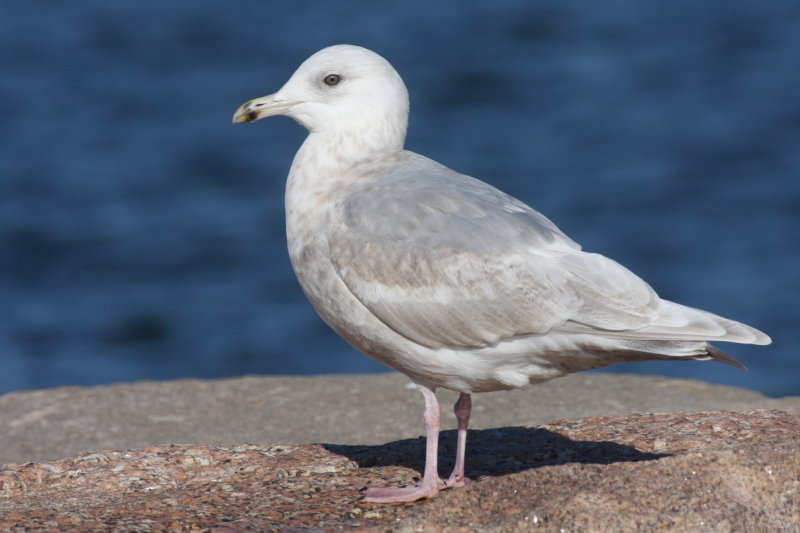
[444,392,471,488]
[364,384,444,503]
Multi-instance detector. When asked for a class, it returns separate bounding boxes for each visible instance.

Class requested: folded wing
[330,153,769,350]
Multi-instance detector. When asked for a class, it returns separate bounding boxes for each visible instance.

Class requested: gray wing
[329,153,660,349]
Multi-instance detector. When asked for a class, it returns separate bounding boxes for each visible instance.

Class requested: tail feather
[705,344,747,371]
[614,338,747,369]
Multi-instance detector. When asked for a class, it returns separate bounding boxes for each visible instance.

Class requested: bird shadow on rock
[322,426,667,479]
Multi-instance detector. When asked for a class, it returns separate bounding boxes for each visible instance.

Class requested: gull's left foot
[443,474,470,489]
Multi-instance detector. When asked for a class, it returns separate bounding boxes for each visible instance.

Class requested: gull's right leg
[364,383,444,503]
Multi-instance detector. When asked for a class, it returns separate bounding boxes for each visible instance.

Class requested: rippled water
[1,1,798,396]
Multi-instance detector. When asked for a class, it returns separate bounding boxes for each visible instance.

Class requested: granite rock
[1,409,798,532]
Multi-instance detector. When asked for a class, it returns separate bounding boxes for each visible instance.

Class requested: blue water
[1,2,798,397]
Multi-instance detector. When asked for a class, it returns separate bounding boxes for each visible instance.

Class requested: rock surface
[1,410,798,532]
[1,374,799,532]
[2,372,798,465]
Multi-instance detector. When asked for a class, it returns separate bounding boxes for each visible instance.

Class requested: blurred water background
[0,1,797,397]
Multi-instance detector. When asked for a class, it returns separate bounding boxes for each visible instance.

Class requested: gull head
[233,45,409,149]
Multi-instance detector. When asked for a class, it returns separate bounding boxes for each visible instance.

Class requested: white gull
[233,44,770,503]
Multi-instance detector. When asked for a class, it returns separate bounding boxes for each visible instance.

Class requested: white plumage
[234,44,770,503]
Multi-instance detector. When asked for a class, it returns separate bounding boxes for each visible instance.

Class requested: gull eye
[323,74,341,86]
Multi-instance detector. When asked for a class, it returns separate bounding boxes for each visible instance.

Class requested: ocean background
[1,1,797,397]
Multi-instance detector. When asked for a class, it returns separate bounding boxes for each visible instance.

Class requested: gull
[233,44,770,503]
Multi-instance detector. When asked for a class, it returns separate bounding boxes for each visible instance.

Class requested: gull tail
[705,344,748,371]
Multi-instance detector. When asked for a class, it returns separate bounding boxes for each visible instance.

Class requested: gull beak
[232,94,299,123]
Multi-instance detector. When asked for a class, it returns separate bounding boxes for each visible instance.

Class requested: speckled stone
[1,410,797,532]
